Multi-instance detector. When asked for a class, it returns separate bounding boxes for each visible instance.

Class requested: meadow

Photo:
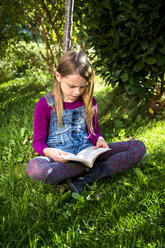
[0,69,165,247]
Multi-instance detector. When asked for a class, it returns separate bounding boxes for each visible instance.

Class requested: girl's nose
[74,88,81,95]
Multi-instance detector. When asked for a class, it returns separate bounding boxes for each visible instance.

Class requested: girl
[26,50,146,194]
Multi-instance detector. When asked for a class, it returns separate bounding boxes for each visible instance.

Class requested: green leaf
[46,193,53,205]
[107,29,115,38]
[16,157,23,162]
[144,56,156,65]
[125,21,135,28]
[148,42,156,53]
[141,40,148,50]
[86,21,99,29]
[121,73,129,82]
[131,87,140,95]
[137,4,153,12]
[133,62,144,72]
[101,0,111,9]
[117,14,129,22]
[20,127,25,137]
[114,120,123,129]
[40,91,46,95]
[61,192,70,201]
[112,69,122,77]
[134,168,148,184]
[160,47,165,55]
[124,84,131,91]
[157,57,165,66]
[136,115,142,122]
[72,192,84,201]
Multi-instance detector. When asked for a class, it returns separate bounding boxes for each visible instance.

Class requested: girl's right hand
[43,148,69,162]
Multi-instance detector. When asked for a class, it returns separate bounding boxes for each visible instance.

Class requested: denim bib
[45,94,93,155]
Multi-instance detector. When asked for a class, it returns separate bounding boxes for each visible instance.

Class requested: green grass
[0,72,165,248]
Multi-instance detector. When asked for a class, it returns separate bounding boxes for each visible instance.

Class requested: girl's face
[56,72,88,102]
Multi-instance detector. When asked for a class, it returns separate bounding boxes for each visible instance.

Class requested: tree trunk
[63,0,74,53]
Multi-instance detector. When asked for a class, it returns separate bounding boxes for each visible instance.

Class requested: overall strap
[45,94,55,109]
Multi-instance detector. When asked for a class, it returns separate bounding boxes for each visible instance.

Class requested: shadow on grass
[0,75,52,126]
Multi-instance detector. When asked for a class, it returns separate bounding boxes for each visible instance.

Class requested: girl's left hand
[95,137,109,149]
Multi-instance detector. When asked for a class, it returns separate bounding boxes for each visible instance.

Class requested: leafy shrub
[76,0,165,99]
[0,41,47,82]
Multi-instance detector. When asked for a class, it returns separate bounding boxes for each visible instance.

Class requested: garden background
[0,0,165,247]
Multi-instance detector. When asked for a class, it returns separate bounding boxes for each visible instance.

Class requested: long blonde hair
[52,50,95,132]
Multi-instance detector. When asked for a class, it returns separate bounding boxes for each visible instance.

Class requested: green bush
[0,41,47,82]
[76,0,165,99]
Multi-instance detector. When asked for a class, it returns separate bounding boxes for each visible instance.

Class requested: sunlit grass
[0,72,164,247]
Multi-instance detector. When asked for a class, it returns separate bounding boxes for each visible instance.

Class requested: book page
[77,146,110,163]
[61,146,110,167]
[62,153,78,160]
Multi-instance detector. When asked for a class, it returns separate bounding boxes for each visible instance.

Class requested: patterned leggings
[26,140,146,184]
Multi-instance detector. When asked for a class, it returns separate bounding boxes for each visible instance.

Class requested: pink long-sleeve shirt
[33,96,102,155]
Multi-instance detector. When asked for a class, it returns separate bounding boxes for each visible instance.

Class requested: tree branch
[35,0,56,74]
[40,0,63,49]
[63,0,74,53]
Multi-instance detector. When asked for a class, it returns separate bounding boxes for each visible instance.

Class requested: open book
[61,146,111,168]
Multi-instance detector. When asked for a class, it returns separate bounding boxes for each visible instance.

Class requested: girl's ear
[55,71,62,82]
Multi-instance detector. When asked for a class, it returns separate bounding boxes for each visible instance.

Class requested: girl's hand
[43,148,69,162]
[95,137,109,149]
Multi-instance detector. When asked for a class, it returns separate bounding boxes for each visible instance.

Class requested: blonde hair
[52,50,95,132]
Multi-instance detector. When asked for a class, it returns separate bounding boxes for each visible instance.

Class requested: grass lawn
[0,72,164,248]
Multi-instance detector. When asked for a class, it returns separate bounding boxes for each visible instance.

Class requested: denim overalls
[45,94,93,155]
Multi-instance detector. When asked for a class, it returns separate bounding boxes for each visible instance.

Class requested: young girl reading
[26,50,146,194]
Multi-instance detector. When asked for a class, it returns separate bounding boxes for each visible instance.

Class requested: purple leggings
[26,140,146,184]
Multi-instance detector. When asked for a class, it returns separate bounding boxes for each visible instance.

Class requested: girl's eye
[69,85,86,89]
